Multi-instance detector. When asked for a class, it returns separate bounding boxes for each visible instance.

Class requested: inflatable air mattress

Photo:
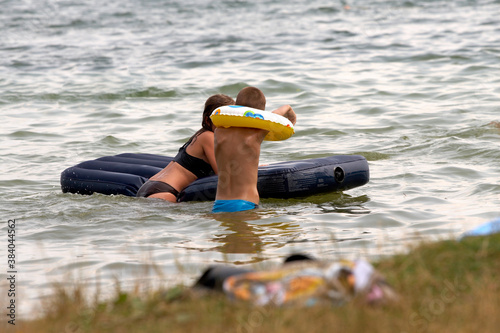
[60,153,369,201]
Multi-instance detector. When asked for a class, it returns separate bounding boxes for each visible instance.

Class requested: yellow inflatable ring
[210,105,295,141]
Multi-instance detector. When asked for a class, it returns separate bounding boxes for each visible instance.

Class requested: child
[137,94,235,202]
[212,87,296,213]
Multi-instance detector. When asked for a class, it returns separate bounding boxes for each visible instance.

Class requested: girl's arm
[200,131,218,174]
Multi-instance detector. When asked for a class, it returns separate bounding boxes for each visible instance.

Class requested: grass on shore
[10,233,500,333]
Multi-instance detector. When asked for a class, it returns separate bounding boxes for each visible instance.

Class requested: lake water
[1,0,499,318]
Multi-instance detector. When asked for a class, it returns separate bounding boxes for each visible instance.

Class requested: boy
[212,87,296,213]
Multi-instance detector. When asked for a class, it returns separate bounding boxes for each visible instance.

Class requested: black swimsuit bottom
[136,180,179,198]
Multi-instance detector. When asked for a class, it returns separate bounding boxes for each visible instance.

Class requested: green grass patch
[12,234,500,333]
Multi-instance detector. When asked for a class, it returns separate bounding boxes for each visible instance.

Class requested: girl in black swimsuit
[136,94,234,202]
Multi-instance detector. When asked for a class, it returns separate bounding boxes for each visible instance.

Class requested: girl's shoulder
[190,130,214,147]
[196,130,214,141]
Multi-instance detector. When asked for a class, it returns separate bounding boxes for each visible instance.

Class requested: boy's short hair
[236,87,266,110]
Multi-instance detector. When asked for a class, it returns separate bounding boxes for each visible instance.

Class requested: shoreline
[9,231,500,333]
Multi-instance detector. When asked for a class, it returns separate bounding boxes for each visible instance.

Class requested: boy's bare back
[214,127,266,203]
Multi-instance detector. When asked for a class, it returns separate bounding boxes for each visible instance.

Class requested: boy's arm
[271,105,296,125]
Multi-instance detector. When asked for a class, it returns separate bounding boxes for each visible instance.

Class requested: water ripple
[1,0,500,316]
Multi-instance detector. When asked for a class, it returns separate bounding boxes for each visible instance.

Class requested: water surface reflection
[210,210,301,264]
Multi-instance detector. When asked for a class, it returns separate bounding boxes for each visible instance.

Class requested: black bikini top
[173,136,215,179]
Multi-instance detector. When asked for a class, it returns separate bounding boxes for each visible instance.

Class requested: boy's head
[236,87,266,110]
[203,94,235,131]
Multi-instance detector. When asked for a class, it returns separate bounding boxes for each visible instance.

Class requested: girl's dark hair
[190,94,235,142]
[201,94,235,131]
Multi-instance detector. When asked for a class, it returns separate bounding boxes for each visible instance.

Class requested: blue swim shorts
[212,199,258,213]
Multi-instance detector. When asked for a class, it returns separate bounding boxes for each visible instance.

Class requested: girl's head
[202,94,235,131]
